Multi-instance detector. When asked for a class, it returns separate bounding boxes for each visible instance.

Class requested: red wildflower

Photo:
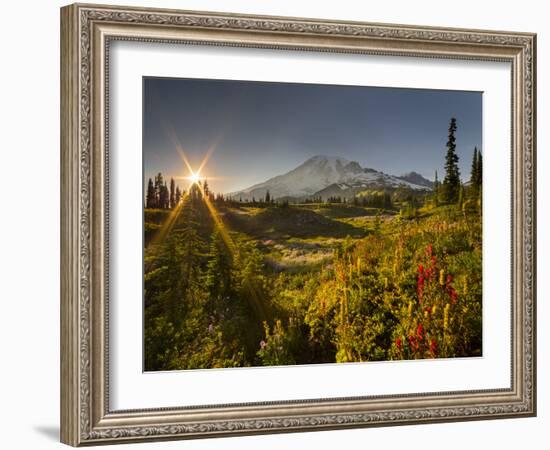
[417,275,424,303]
[449,288,458,304]
[429,339,438,357]
[417,323,424,341]
[446,274,453,287]
[424,306,432,314]
[408,335,419,351]
[417,264,425,303]
[395,337,402,350]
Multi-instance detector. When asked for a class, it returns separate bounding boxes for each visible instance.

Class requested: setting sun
[188,171,201,184]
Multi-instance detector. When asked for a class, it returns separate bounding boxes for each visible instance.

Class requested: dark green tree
[146,178,156,208]
[477,150,483,188]
[265,190,270,203]
[468,147,483,200]
[169,178,176,209]
[433,170,439,207]
[470,147,479,186]
[158,183,169,209]
[154,172,164,205]
[442,117,461,203]
[175,186,182,205]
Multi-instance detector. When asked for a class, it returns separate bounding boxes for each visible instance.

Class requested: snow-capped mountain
[230,155,432,201]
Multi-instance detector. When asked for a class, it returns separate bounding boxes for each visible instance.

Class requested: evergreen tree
[175,186,182,205]
[477,150,483,188]
[433,170,439,207]
[442,117,461,203]
[154,172,164,206]
[146,178,156,209]
[470,147,479,187]
[203,179,210,198]
[265,190,270,203]
[169,178,176,209]
[159,183,170,209]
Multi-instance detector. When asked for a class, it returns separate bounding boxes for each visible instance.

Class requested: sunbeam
[144,192,190,273]
[195,182,268,321]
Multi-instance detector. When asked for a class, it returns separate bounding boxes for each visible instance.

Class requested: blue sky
[143,77,482,194]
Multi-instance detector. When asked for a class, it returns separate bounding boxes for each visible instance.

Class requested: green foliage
[257,320,296,365]
[144,183,482,370]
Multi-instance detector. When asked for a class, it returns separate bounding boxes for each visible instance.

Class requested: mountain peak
[304,155,350,165]
[398,171,433,188]
[344,161,363,173]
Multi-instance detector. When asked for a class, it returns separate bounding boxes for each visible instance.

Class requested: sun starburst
[187,171,202,185]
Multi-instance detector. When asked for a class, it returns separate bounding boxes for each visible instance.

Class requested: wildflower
[424,310,428,319]
[432,304,437,315]
[439,269,445,286]
[417,323,424,340]
[417,267,425,304]
[357,257,361,273]
[429,339,438,357]
[408,335,419,351]
[259,340,267,349]
[395,337,402,350]
[446,274,453,287]
[424,306,432,314]
[463,276,468,296]
[408,301,413,317]
[384,277,389,290]
[449,288,458,304]
[207,324,214,334]
[443,304,450,331]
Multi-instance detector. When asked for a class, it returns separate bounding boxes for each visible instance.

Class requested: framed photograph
[60,3,536,446]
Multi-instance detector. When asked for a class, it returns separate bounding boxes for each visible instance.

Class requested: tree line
[145,173,183,209]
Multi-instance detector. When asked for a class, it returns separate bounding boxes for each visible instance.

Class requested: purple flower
[259,340,267,349]
[207,324,214,334]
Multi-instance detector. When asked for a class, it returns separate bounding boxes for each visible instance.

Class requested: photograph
[56,3,537,445]
[143,77,483,371]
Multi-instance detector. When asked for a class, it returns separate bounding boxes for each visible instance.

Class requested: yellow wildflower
[439,269,445,286]
[443,303,450,330]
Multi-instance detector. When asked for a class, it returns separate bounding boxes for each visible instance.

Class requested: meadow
[143,185,482,371]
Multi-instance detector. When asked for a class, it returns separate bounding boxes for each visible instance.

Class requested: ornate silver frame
[60,3,536,446]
